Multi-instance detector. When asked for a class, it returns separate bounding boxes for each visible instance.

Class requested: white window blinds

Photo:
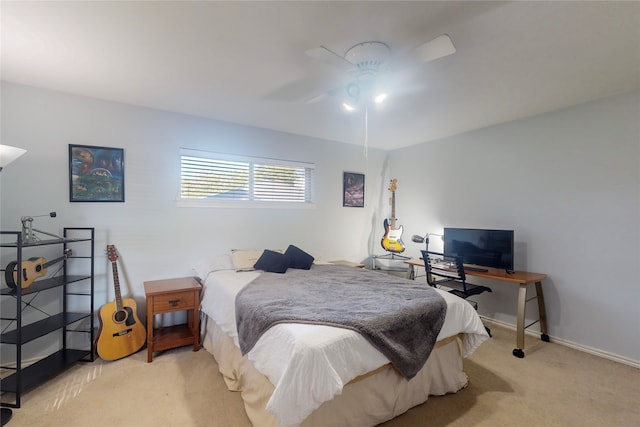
[180,149,314,205]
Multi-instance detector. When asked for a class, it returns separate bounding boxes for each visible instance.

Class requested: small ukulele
[95,245,146,360]
[381,179,406,253]
[5,249,72,289]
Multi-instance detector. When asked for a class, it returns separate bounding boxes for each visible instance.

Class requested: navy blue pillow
[253,250,289,273]
[284,245,314,270]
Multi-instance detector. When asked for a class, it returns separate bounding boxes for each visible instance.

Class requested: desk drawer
[153,291,196,312]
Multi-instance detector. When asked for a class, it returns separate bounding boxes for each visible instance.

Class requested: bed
[196,254,489,427]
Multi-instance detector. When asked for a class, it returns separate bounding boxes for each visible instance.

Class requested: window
[179,149,315,207]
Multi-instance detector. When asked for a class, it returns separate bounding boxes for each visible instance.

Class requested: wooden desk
[144,277,201,362]
[405,258,549,358]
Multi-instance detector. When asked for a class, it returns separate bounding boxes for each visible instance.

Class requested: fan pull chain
[364,107,369,158]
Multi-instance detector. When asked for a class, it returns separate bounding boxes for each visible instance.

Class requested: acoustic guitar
[381,178,406,253]
[5,249,72,289]
[96,245,146,361]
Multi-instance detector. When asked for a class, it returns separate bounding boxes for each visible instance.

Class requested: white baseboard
[481,316,640,369]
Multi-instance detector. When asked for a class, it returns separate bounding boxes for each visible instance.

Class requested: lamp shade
[0,145,27,170]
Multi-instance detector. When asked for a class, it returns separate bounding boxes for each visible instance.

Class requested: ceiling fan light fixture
[346,82,360,98]
[374,92,388,104]
[342,101,357,112]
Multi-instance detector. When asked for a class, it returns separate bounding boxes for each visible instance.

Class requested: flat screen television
[443,228,514,271]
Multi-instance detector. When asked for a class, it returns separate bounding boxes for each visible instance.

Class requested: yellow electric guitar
[5,249,72,289]
[381,179,406,253]
[96,245,146,361]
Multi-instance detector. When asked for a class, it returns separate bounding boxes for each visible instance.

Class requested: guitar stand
[372,253,410,271]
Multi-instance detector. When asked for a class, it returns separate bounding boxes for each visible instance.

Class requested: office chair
[421,250,492,336]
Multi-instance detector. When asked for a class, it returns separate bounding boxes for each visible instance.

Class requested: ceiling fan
[269,34,456,111]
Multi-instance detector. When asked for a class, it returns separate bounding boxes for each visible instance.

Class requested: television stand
[372,252,409,271]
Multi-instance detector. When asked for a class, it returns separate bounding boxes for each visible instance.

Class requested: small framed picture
[69,144,124,202]
[343,172,365,208]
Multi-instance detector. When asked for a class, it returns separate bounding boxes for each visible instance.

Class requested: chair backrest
[421,250,467,287]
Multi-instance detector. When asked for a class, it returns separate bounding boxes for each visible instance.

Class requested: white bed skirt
[202,314,469,427]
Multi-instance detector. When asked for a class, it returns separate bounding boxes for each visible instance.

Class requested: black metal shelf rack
[0,227,95,408]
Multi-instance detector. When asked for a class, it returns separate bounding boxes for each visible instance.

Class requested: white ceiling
[2,1,639,150]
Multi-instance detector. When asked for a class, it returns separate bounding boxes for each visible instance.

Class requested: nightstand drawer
[153,291,195,312]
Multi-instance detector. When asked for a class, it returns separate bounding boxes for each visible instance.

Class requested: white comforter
[201,269,489,427]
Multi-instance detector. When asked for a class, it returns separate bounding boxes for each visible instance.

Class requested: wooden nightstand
[144,277,201,363]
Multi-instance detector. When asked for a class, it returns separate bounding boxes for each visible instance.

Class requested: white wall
[389,90,640,363]
[0,82,387,332]
[2,82,638,365]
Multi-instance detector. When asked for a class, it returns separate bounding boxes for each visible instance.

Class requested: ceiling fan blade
[305,93,328,104]
[410,34,456,64]
[305,45,354,71]
[265,70,343,103]
[393,34,456,70]
[305,83,348,104]
[265,77,321,102]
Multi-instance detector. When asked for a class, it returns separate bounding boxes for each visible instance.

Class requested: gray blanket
[235,264,447,379]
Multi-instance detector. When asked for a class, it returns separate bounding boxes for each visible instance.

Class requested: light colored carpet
[4,321,639,427]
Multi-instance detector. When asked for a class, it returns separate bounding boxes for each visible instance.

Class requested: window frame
[177,148,316,209]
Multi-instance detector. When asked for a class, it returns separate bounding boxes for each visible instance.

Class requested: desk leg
[535,281,550,342]
[513,284,528,358]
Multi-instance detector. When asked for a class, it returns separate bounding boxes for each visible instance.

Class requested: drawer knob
[168,299,180,307]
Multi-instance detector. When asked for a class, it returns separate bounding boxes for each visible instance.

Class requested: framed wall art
[69,144,124,202]
[343,172,365,208]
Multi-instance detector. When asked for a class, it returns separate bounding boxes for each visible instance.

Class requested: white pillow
[191,254,233,279]
[231,249,264,271]
[231,249,283,271]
